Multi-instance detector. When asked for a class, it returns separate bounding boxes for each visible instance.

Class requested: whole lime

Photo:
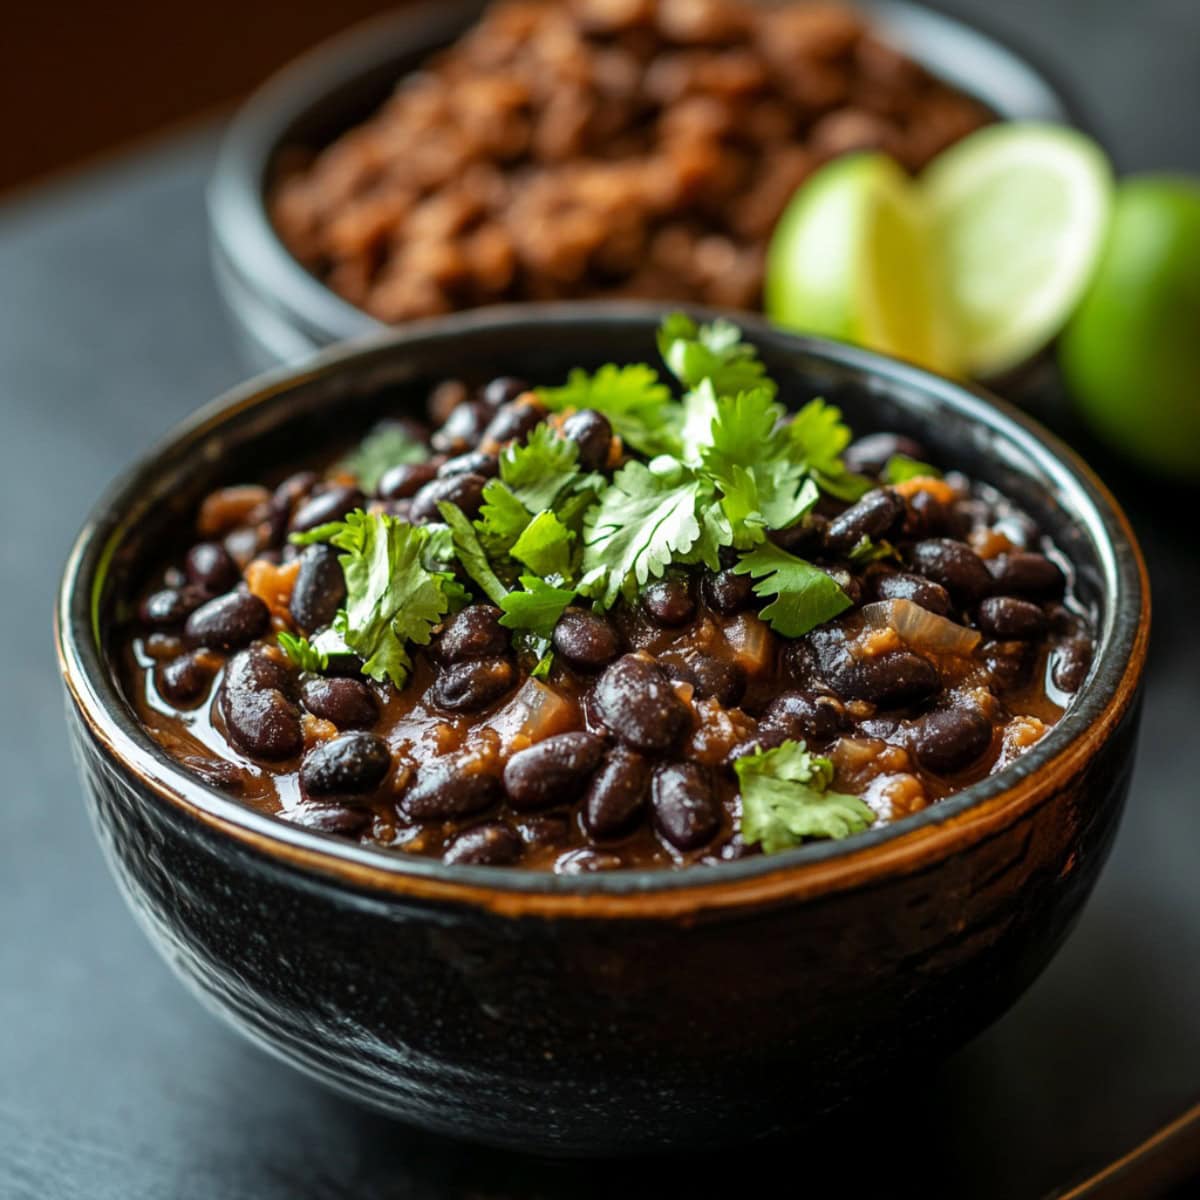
[1060,177,1200,477]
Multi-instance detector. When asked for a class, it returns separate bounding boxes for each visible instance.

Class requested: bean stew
[123,316,1094,871]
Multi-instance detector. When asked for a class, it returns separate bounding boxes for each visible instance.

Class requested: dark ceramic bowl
[57,306,1148,1155]
[208,0,1084,368]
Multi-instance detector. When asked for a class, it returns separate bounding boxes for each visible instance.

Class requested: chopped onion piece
[486,678,576,748]
[861,599,981,657]
[723,613,774,674]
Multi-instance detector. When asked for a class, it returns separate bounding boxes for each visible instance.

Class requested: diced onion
[861,599,981,657]
[486,678,577,747]
[723,613,773,674]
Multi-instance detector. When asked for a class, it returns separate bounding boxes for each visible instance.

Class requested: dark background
[2,2,1199,1198]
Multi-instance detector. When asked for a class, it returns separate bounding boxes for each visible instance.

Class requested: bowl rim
[206,0,1087,360]
[55,304,1150,918]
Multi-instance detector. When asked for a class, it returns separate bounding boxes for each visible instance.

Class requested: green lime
[922,122,1113,377]
[765,153,959,375]
[1060,177,1200,477]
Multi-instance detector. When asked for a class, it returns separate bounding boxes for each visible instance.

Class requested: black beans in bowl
[56,306,1148,1154]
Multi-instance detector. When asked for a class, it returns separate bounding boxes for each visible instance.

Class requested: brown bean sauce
[121,387,1094,873]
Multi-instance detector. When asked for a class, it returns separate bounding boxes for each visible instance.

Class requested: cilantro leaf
[732,541,851,636]
[700,388,816,542]
[785,399,872,500]
[311,511,452,688]
[510,510,575,579]
[883,453,942,484]
[736,740,875,853]
[437,502,508,606]
[277,631,328,673]
[475,479,534,558]
[657,312,776,399]
[581,460,704,609]
[537,364,679,457]
[337,422,427,492]
[499,574,576,639]
[499,423,583,512]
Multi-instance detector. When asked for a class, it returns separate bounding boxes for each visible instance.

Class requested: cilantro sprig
[288,313,876,688]
[736,740,875,852]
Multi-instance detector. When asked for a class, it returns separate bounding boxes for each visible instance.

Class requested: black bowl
[208,0,1084,368]
[57,306,1148,1154]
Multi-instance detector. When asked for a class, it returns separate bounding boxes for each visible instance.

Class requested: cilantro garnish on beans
[125,316,1093,870]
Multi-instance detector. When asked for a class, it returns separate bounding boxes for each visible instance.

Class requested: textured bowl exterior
[67,686,1140,1153]
[57,308,1148,1154]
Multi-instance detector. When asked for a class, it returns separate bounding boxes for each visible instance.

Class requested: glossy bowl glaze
[57,307,1148,1154]
[208,0,1084,368]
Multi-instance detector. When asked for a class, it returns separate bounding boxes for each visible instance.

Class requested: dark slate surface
[2,1,1197,1196]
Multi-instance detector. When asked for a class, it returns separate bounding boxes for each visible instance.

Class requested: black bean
[287,802,372,838]
[584,747,650,838]
[519,813,571,848]
[431,399,491,454]
[652,763,721,851]
[843,433,927,477]
[401,753,502,820]
[552,607,620,670]
[759,690,845,743]
[140,585,208,627]
[444,822,524,866]
[481,376,529,409]
[410,473,488,524]
[289,485,364,534]
[301,733,391,796]
[185,542,240,594]
[991,512,1040,551]
[641,577,696,627]
[224,526,261,568]
[701,568,754,615]
[503,732,607,811]
[185,591,270,650]
[988,552,1066,598]
[301,677,379,729]
[430,657,515,712]
[823,488,906,555]
[804,627,941,709]
[1052,636,1093,693]
[437,605,509,662]
[983,641,1035,692]
[221,680,302,760]
[904,490,948,538]
[438,451,499,479]
[768,514,827,557]
[871,570,952,616]
[482,398,546,446]
[593,654,691,753]
[289,544,347,634]
[947,497,992,538]
[910,705,993,774]
[556,849,623,874]
[561,409,613,471]
[271,470,320,518]
[224,647,297,698]
[977,596,1046,639]
[156,654,214,706]
[909,538,993,603]
[377,460,438,500]
[661,650,744,706]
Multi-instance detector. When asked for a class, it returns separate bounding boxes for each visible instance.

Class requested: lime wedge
[766,153,959,375]
[922,123,1113,377]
